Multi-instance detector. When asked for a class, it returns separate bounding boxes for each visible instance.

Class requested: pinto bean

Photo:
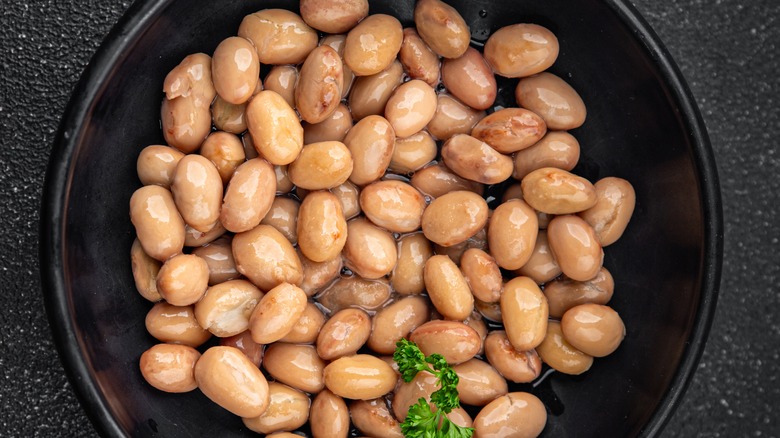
[194,279,263,337]
[484,23,559,78]
[238,9,318,65]
[484,331,542,383]
[500,276,548,351]
[130,185,185,262]
[368,296,430,354]
[171,154,223,233]
[195,346,270,418]
[414,0,470,59]
[136,145,184,188]
[441,47,496,110]
[220,158,276,233]
[140,343,200,393]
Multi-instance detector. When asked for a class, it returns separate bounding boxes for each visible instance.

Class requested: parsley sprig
[393,339,475,438]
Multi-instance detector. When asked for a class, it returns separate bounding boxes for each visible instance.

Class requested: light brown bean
[390,232,433,296]
[411,163,484,198]
[484,331,542,383]
[212,36,259,105]
[220,158,276,233]
[323,355,396,400]
[163,53,216,101]
[316,276,392,314]
[561,303,625,357]
[139,343,200,393]
[344,14,403,76]
[296,45,344,124]
[160,95,211,154]
[472,108,547,154]
[460,248,502,303]
[516,72,586,130]
[385,80,437,138]
[350,399,404,438]
[453,358,508,406]
[238,9,318,65]
[136,145,184,188]
[392,371,437,420]
[274,165,294,194]
[195,346,270,418]
[578,177,636,246]
[521,167,597,214]
[279,301,326,344]
[544,267,614,318]
[435,226,488,266]
[389,131,437,174]
[421,190,488,247]
[547,215,604,281]
[298,250,343,297]
[303,103,353,144]
[398,28,440,87]
[343,115,396,186]
[184,221,226,247]
[441,47,496,110]
[317,308,371,360]
[348,60,404,120]
[409,320,481,364]
[232,224,303,290]
[156,254,209,306]
[536,320,593,375]
[473,392,547,438]
[263,65,298,108]
[484,23,559,78]
[131,238,162,302]
[414,0,470,59]
[242,382,310,434]
[427,94,486,141]
[171,154,223,233]
[501,276,548,351]
[199,131,246,185]
[475,298,503,323]
[320,34,355,98]
[194,279,263,337]
[441,134,514,185]
[300,0,368,33]
[129,185,185,261]
[464,312,489,355]
[516,230,561,284]
[513,131,580,180]
[423,255,474,321]
[310,389,350,438]
[288,141,354,190]
[342,218,397,279]
[360,180,426,233]
[246,90,303,165]
[145,302,211,347]
[260,197,299,245]
[219,330,264,367]
[211,96,247,134]
[330,181,361,220]
[368,296,430,354]
[249,282,307,344]
[297,191,348,262]
[263,343,326,393]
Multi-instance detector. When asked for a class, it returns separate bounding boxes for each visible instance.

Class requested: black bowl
[41,0,722,436]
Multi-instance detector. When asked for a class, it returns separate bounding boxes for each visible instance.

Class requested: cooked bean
[211,96,247,134]
[385,80,437,138]
[427,94,486,141]
[288,141,354,190]
[246,90,304,165]
[473,392,547,438]
[157,254,209,306]
[472,108,547,154]
[441,134,514,185]
[296,45,344,124]
[300,0,368,33]
[131,238,162,302]
[242,132,259,159]
[516,72,586,130]
[423,255,474,321]
[232,224,303,290]
[501,276,548,351]
[398,28,440,87]
[350,398,404,438]
[547,215,603,281]
[516,230,561,284]
[310,389,350,438]
[390,232,433,296]
[136,145,184,188]
[578,177,636,246]
[414,0,470,59]
[140,343,200,393]
[199,131,245,185]
[368,296,430,354]
[238,9,318,65]
[475,298,502,323]
[536,320,593,375]
[298,249,343,297]
[484,23,559,78]
[320,34,356,98]
[409,320,481,364]
[130,185,185,261]
[513,131,580,180]
[460,248,502,303]
[160,94,211,154]
[195,346,270,418]
[316,276,392,313]
[263,343,326,393]
[435,226,488,265]
[220,158,276,232]
[348,60,404,120]
[343,115,396,186]
[317,308,371,360]
[330,181,361,220]
[453,358,508,406]
[545,267,614,318]
[411,163,484,198]
[446,408,474,428]
[211,36,259,105]
[392,371,438,420]
[171,154,223,232]
[360,180,426,233]
[561,303,625,357]
[389,131,437,174]
[263,65,298,108]
[163,52,216,101]
[344,14,403,76]
[421,191,488,247]
[279,301,327,344]
[464,312,488,355]
[303,103,353,144]
[342,217,397,279]
[219,330,264,367]
[189,234,239,285]
[145,302,211,347]
[323,355,396,400]
[248,282,307,344]
[441,47,496,110]
[484,331,542,383]
[194,279,263,337]
[260,197,299,245]
[242,382,310,434]
[297,191,348,262]
[521,167,597,214]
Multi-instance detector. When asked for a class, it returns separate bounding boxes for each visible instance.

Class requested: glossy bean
[484,331,542,383]
[423,255,474,321]
[348,60,404,120]
[460,248,502,303]
[300,0,368,33]
[521,167,597,214]
[317,308,371,360]
[303,103,353,144]
[212,36,259,105]
[316,276,392,314]
[547,215,604,281]
[398,28,440,87]
[385,80,437,138]
[484,23,559,78]
[427,94,485,141]
[296,45,344,124]
[195,346,270,418]
[441,47,496,110]
[441,134,514,185]
[473,392,547,438]
[194,279,263,337]
[323,355,396,400]
[263,343,326,393]
[310,389,350,438]
[263,65,299,108]
[368,296,430,354]
[242,382,310,434]
[561,304,625,357]
[171,154,223,233]
[129,185,185,261]
[260,197,299,245]
[139,343,200,393]
[136,145,184,188]
[501,276,548,351]
[360,180,426,233]
[536,320,593,375]
[421,190,488,247]
[513,131,580,180]
[414,0,470,58]
[344,14,403,76]
[390,232,433,296]
[232,224,303,290]
[249,282,308,344]
[238,9,318,65]
[131,238,162,302]
[516,230,561,284]
[343,115,396,186]
[544,267,614,318]
[342,217,397,279]
[220,158,276,233]
[145,302,211,347]
[156,254,209,306]
[279,301,327,344]
[453,358,508,406]
[515,72,586,130]
[578,177,636,246]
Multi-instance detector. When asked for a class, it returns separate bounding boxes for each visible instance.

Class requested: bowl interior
[44,0,719,436]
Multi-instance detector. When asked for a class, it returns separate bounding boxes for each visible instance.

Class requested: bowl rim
[39,0,723,436]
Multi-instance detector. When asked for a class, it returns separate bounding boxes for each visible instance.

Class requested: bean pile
[130,0,637,436]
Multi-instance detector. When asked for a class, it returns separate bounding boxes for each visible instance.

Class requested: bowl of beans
[41,0,722,436]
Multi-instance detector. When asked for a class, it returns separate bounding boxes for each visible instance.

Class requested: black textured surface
[0,1,777,437]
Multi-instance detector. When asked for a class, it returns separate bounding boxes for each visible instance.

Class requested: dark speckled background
[1,0,778,436]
